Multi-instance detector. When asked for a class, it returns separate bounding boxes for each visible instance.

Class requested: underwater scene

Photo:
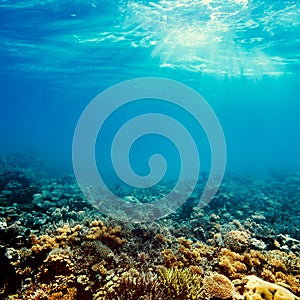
[0,0,300,299]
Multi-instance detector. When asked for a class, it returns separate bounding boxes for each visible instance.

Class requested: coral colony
[0,155,300,299]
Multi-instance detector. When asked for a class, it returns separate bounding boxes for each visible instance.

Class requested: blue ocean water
[0,0,299,178]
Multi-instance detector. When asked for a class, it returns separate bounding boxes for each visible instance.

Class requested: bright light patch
[120,0,299,78]
[2,0,298,78]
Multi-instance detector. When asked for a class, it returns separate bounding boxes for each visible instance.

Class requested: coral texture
[242,275,300,300]
[203,273,234,299]
[158,267,203,300]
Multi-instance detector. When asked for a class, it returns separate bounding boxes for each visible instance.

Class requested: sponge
[242,275,300,300]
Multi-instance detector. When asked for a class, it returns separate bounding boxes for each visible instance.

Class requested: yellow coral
[30,224,84,254]
[242,275,300,300]
[218,248,247,278]
[158,266,203,300]
[86,223,126,247]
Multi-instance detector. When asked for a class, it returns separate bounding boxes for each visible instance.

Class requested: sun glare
[121,0,297,78]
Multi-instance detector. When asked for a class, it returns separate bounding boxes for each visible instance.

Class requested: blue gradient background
[0,0,299,177]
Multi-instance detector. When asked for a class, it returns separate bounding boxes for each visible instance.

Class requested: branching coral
[10,220,129,300]
[5,217,300,299]
[158,266,203,300]
[30,224,83,255]
[86,220,126,249]
[38,248,75,282]
[27,287,77,300]
[93,269,164,300]
[218,248,254,279]
[31,221,125,257]
[161,238,215,268]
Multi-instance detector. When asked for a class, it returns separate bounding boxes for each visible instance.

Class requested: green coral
[157,267,203,300]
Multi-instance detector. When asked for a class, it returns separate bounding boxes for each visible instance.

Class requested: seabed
[0,154,299,299]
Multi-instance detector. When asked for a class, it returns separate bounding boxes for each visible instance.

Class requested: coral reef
[241,275,300,300]
[0,155,300,299]
[217,248,300,295]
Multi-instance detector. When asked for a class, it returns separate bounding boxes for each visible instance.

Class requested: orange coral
[217,248,300,296]
[161,238,215,268]
[154,233,171,244]
[86,221,126,248]
[218,248,247,278]
[31,224,83,254]
[31,234,60,254]
[161,248,184,268]
[6,218,300,299]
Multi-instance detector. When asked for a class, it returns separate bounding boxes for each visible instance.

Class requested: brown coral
[223,230,250,252]
[217,248,300,296]
[86,220,126,248]
[30,224,83,254]
[161,238,215,268]
[203,273,234,299]
[218,248,248,279]
[94,269,164,300]
[11,220,130,300]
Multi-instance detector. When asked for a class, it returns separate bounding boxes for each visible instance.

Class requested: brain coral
[242,275,300,300]
[203,273,234,299]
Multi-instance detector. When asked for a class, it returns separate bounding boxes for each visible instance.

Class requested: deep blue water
[0,0,300,178]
